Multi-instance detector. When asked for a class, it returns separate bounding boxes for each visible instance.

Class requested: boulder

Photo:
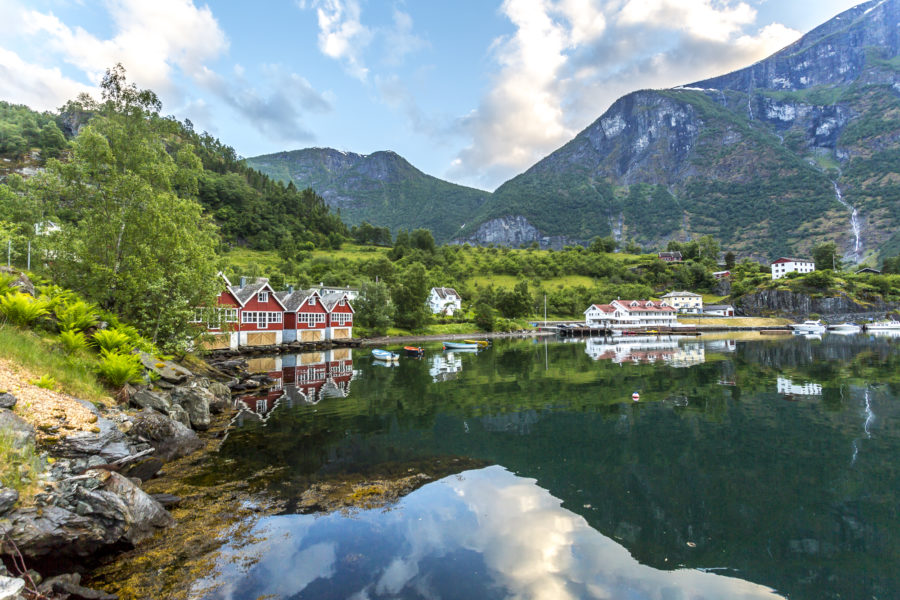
[0,470,172,559]
[0,266,34,297]
[137,352,192,384]
[0,393,16,410]
[0,410,35,450]
[0,488,18,515]
[0,576,25,600]
[206,381,231,414]
[130,389,172,415]
[52,413,133,462]
[122,457,165,482]
[167,403,191,429]
[128,409,201,462]
[172,386,212,431]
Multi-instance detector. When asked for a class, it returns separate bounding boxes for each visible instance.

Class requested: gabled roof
[320,292,354,313]
[660,291,702,298]
[772,257,813,265]
[704,304,734,311]
[658,251,682,258]
[585,303,617,314]
[230,278,287,310]
[612,299,676,313]
[431,287,461,300]
[275,289,319,312]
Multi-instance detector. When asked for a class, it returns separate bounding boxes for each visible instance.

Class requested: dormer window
[258,291,269,303]
[339,299,345,306]
[630,301,638,307]
[309,297,316,306]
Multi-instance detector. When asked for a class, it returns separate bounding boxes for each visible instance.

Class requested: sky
[0,0,863,191]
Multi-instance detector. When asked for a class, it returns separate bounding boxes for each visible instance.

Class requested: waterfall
[832,181,862,262]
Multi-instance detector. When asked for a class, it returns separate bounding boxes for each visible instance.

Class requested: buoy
[632,392,640,401]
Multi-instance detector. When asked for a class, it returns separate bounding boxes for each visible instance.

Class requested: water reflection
[776,377,823,396]
[198,467,784,600]
[584,336,710,367]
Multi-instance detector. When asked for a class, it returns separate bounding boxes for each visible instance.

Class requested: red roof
[772,257,812,265]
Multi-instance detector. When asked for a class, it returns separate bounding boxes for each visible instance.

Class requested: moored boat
[404,346,425,357]
[371,349,399,361]
[828,322,861,333]
[789,320,826,333]
[443,341,479,350]
[463,339,490,348]
[867,320,900,331]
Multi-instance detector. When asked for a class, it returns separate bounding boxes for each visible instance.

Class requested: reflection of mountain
[584,336,706,367]
[202,467,783,600]
[777,377,823,396]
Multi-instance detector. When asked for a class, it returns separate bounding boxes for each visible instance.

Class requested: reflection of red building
[236,350,355,421]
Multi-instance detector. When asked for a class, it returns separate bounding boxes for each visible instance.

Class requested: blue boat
[442,341,480,350]
[371,349,399,361]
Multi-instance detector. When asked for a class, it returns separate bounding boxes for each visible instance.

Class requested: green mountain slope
[244,148,490,243]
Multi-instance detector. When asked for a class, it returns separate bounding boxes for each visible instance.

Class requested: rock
[206,381,231,414]
[137,352,193,384]
[166,404,191,429]
[53,414,133,462]
[172,386,212,431]
[0,393,16,409]
[130,389,172,415]
[52,580,117,600]
[0,410,35,450]
[0,267,34,297]
[122,457,164,482]
[128,409,202,462]
[0,576,25,600]
[0,488,18,515]
[0,470,173,559]
[150,493,182,508]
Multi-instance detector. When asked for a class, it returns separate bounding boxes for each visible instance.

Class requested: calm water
[196,332,900,599]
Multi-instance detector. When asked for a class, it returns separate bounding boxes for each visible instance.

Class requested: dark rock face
[206,381,231,414]
[737,289,900,318]
[0,393,16,410]
[171,385,212,431]
[130,389,172,415]
[128,409,201,462]
[52,415,132,462]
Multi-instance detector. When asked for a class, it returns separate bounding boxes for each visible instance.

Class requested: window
[339,299,345,306]
[309,297,316,306]
[333,313,352,326]
[258,291,269,303]
[299,312,325,326]
[222,308,238,323]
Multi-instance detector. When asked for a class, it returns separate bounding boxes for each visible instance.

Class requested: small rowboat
[443,341,480,350]
[371,349,399,361]
[404,346,425,357]
[463,339,490,348]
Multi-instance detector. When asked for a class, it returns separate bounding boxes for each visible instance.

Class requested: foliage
[30,374,57,390]
[0,428,42,498]
[473,302,495,332]
[96,348,145,387]
[0,292,49,326]
[354,281,394,336]
[812,242,841,271]
[391,263,430,330]
[59,329,89,353]
[54,300,99,332]
[92,328,133,354]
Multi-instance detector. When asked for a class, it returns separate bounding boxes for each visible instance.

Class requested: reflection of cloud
[451,0,800,189]
[209,466,784,599]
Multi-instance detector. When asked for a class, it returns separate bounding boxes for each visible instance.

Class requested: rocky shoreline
[0,353,267,600]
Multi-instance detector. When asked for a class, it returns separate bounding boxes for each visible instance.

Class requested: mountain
[459,0,900,261]
[244,148,490,243]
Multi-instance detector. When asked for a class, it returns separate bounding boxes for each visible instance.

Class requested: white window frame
[258,291,269,303]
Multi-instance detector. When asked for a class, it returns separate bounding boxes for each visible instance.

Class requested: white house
[704,304,735,317]
[584,299,677,329]
[428,287,462,315]
[771,257,815,280]
[660,291,703,314]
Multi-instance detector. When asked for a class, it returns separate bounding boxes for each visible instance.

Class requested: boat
[788,320,826,333]
[867,320,900,331]
[443,341,480,350]
[463,339,490,348]
[828,322,861,333]
[371,359,398,367]
[403,346,425,357]
[371,349,399,361]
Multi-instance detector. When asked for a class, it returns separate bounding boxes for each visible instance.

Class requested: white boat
[789,320,826,333]
[828,322,861,333]
[867,320,900,331]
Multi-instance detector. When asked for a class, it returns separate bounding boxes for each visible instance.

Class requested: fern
[29,374,57,390]
[36,284,77,310]
[55,300,99,333]
[91,329,134,354]
[0,272,17,295]
[0,292,49,326]
[96,349,144,387]
[58,329,89,353]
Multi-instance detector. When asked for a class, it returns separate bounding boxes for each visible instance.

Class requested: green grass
[702,294,728,304]
[466,274,596,291]
[0,324,110,402]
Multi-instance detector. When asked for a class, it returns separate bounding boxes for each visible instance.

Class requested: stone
[0,410,35,450]
[130,389,172,415]
[149,493,182,508]
[172,386,212,431]
[0,576,25,600]
[137,352,193,384]
[53,414,132,462]
[128,409,202,462]
[122,457,164,482]
[206,381,231,414]
[0,267,35,297]
[0,393,16,409]
[0,488,19,515]
[94,470,174,545]
[166,404,191,429]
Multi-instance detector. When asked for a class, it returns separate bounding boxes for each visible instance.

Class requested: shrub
[36,284,77,311]
[0,272,18,295]
[55,300,99,333]
[30,374,57,390]
[59,329,89,353]
[96,349,144,387]
[0,292,49,326]
[92,329,133,354]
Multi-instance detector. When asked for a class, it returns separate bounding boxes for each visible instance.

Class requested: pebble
[0,392,16,409]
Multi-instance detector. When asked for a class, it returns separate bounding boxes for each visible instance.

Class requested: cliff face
[458,0,900,261]
[245,148,490,243]
[736,289,899,318]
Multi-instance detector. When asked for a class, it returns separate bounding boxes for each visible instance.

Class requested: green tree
[474,302,495,332]
[724,251,736,270]
[39,122,67,159]
[391,262,429,330]
[589,236,616,253]
[496,280,533,318]
[355,280,394,335]
[38,65,220,349]
[812,242,841,271]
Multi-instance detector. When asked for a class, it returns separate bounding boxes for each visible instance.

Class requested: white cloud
[450,0,801,190]
[311,0,373,80]
[383,8,428,67]
[0,46,91,111]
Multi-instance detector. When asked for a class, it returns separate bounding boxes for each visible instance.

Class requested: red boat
[404,346,425,357]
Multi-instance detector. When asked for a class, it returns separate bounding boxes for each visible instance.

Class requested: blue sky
[0,0,862,190]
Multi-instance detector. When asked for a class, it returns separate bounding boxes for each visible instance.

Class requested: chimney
[240,277,247,288]
[288,284,294,293]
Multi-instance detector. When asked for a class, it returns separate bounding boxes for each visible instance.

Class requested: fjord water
[200,334,900,599]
